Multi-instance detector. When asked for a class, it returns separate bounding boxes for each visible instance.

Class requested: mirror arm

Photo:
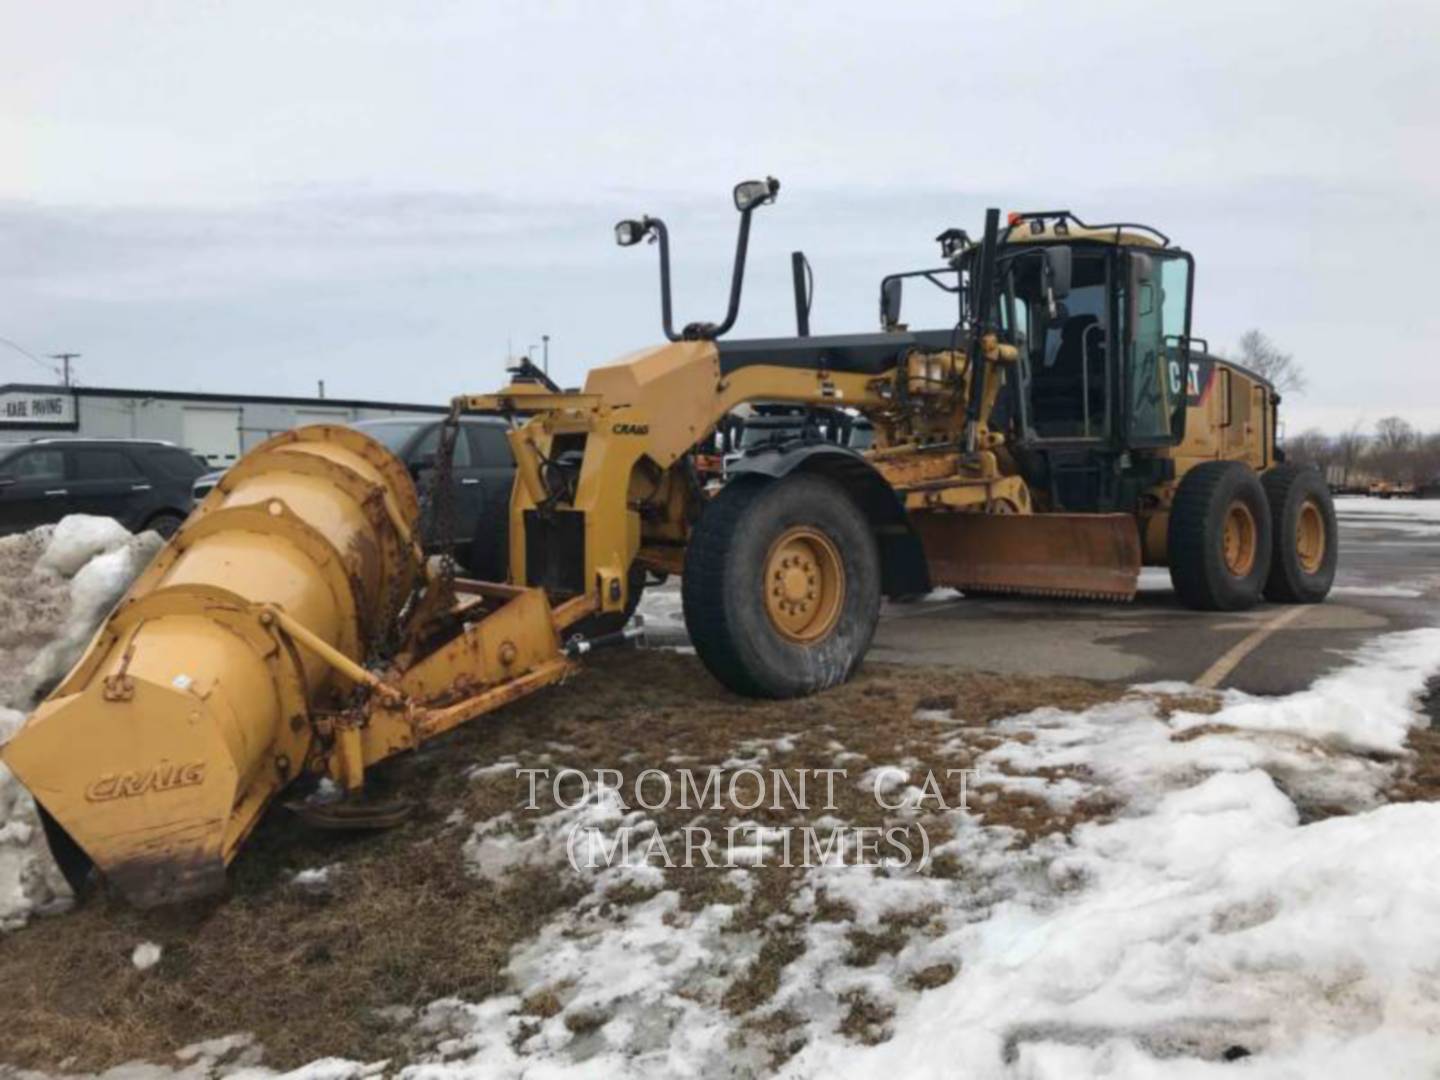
[708,206,755,339]
[643,217,682,343]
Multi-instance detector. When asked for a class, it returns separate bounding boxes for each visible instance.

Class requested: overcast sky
[3,0,1437,433]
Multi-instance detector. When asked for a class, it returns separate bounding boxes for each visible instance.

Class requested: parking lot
[642,497,1440,696]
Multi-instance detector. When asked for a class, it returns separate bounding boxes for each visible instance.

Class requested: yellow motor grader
[1,179,1336,907]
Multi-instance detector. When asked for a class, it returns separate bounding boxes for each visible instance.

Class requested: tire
[1167,461,1273,611]
[1261,465,1337,603]
[143,510,186,539]
[682,473,881,698]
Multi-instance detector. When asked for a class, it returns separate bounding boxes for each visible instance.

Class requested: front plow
[0,426,582,908]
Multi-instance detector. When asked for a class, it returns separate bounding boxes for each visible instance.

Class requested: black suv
[191,416,518,580]
[0,438,207,538]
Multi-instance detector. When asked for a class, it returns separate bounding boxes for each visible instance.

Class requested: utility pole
[49,352,80,387]
[542,334,550,374]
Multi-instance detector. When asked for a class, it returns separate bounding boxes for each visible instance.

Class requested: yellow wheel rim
[1296,499,1326,574]
[763,526,845,643]
[1222,501,1257,577]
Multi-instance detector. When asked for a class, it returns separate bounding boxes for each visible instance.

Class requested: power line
[0,335,63,381]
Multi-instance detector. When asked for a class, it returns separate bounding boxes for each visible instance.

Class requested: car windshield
[354,420,429,455]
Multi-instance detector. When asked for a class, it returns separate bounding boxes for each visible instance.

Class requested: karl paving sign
[0,389,78,429]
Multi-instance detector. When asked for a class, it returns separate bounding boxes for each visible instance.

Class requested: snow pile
[443,785,763,1075]
[0,516,163,931]
[0,705,71,931]
[36,514,135,577]
[781,629,1440,1078]
[23,520,163,704]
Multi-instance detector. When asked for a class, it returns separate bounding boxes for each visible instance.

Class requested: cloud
[0,0,1436,427]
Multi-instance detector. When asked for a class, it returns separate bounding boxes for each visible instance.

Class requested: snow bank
[36,514,134,578]
[0,516,162,932]
[0,706,71,931]
[23,529,163,702]
[784,628,1440,1079]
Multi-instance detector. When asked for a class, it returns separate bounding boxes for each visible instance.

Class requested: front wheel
[682,474,881,698]
[143,510,186,539]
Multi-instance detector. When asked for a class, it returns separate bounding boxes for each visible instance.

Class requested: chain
[359,408,463,669]
[427,407,463,603]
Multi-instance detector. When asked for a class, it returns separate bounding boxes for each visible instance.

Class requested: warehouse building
[0,383,445,466]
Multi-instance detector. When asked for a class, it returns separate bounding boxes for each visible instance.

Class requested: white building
[0,383,445,466]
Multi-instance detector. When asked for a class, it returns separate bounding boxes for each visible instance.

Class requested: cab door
[0,447,68,534]
[65,446,150,528]
[463,422,517,580]
[1121,249,1194,448]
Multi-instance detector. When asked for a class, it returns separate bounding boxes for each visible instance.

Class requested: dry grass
[0,650,1125,1072]
[1388,677,1440,804]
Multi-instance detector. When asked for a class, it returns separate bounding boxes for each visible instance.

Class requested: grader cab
[1,179,1337,907]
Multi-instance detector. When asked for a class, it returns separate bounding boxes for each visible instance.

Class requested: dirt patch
[1382,675,1440,806]
[0,650,1123,1072]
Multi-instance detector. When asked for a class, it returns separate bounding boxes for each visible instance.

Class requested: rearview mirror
[1044,246,1072,301]
[880,277,904,329]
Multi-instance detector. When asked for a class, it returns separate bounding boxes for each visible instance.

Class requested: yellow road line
[1194,604,1310,690]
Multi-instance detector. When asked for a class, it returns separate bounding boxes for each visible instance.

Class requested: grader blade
[914,511,1141,601]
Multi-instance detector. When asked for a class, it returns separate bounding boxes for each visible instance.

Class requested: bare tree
[1418,432,1440,486]
[1232,329,1306,396]
[1332,422,1368,488]
[1372,416,1419,483]
[1282,428,1334,470]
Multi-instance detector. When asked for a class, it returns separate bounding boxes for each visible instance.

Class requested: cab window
[1013,249,1111,440]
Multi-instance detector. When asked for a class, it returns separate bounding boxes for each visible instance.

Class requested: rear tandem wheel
[1260,464,1338,603]
[1167,460,1274,612]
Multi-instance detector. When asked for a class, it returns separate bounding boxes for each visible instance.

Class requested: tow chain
[426,405,464,607]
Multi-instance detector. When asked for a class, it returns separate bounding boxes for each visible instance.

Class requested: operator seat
[1031,314,1099,436]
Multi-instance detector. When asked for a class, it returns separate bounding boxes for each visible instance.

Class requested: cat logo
[612,423,650,436]
[84,761,208,802]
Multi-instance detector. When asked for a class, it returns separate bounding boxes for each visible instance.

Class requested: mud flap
[913,511,1141,601]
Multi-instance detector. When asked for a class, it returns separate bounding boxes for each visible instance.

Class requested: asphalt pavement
[638,497,1440,695]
